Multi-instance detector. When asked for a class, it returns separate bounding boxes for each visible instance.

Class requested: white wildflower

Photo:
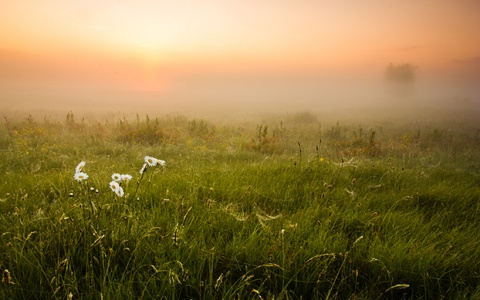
[111,173,122,182]
[140,163,148,174]
[115,186,125,197]
[109,180,124,197]
[109,181,120,193]
[75,161,86,174]
[144,156,158,167]
[74,172,89,182]
[121,174,133,182]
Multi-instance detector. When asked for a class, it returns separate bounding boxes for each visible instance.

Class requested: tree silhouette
[385,63,416,83]
[385,63,417,98]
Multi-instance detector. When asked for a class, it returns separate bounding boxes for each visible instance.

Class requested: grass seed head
[2,269,14,285]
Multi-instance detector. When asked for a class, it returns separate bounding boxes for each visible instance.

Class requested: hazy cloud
[395,46,419,52]
[452,56,480,64]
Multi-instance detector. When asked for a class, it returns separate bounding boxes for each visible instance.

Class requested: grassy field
[0,110,479,299]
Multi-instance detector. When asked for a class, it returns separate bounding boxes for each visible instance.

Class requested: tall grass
[1,112,479,299]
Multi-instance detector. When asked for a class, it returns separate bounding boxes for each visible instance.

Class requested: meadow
[0,110,479,299]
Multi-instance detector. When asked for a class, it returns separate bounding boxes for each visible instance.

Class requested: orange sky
[1,0,479,110]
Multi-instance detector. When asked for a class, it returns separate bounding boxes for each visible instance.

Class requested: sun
[110,44,174,93]
[114,53,177,93]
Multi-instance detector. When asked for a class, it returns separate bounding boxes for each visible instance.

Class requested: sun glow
[0,0,478,112]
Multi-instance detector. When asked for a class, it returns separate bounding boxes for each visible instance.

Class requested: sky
[1,0,479,117]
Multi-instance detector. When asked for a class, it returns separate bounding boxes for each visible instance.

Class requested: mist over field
[2,1,479,124]
[1,64,480,299]
[1,68,479,124]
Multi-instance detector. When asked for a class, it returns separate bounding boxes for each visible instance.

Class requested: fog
[1,67,479,125]
[2,1,478,124]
